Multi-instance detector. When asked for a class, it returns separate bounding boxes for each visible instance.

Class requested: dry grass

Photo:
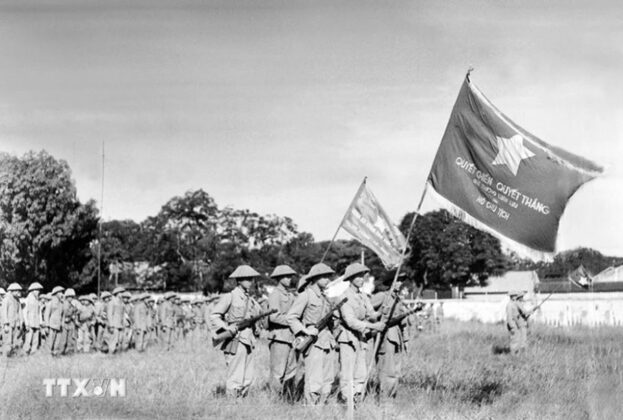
[1,321,623,419]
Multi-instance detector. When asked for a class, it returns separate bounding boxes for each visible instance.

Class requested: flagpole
[97,140,105,297]
[320,177,367,263]
[361,182,429,399]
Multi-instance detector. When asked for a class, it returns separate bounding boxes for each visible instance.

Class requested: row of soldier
[0,283,217,357]
[210,261,418,404]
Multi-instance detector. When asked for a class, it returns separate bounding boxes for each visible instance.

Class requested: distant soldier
[0,287,5,348]
[59,288,78,355]
[133,293,149,352]
[2,283,23,356]
[77,295,96,352]
[95,291,112,351]
[23,282,44,355]
[191,298,205,342]
[106,287,126,354]
[145,295,157,345]
[371,281,411,399]
[173,296,186,340]
[287,263,338,405]
[211,265,262,398]
[158,292,177,350]
[39,293,51,351]
[506,291,533,354]
[45,286,65,356]
[336,263,383,404]
[121,291,134,351]
[266,265,298,396]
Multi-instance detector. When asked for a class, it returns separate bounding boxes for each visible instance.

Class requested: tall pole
[361,182,429,398]
[97,141,105,297]
[320,177,367,263]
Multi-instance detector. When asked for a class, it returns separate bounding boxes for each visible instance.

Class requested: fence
[406,292,623,328]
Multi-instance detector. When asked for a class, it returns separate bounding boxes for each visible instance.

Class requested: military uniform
[106,288,126,353]
[2,284,23,356]
[23,284,43,354]
[287,282,336,404]
[45,288,65,356]
[211,283,261,397]
[77,297,96,352]
[267,283,296,391]
[506,292,531,354]
[371,290,409,398]
[158,293,176,350]
[133,295,149,352]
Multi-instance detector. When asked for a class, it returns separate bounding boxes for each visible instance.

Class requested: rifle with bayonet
[212,309,277,346]
[293,297,348,356]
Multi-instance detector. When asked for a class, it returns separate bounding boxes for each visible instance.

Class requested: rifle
[293,297,348,356]
[212,309,277,346]
[526,291,555,318]
[364,302,425,340]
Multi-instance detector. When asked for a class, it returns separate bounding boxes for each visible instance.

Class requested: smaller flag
[340,179,407,269]
[568,265,592,289]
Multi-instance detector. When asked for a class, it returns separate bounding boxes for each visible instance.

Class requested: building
[463,270,539,301]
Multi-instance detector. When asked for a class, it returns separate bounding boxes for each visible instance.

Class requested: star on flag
[491,134,535,176]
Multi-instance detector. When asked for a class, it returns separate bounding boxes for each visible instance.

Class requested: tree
[0,151,98,290]
[400,210,507,290]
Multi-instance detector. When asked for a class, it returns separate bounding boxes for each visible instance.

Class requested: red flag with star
[426,77,603,258]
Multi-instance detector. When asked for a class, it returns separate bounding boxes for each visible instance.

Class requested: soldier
[211,265,262,398]
[120,291,134,351]
[2,283,23,356]
[59,288,78,355]
[287,263,339,405]
[107,287,126,354]
[95,291,112,352]
[0,287,5,348]
[173,296,185,340]
[77,295,96,352]
[45,286,65,356]
[371,280,410,399]
[506,291,533,354]
[158,292,176,350]
[266,264,298,396]
[336,263,383,404]
[133,293,149,352]
[39,293,51,351]
[23,282,43,355]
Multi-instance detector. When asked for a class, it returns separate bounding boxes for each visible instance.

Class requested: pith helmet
[0,287,5,295]
[306,263,335,281]
[78,295,93,304]
[163,291,175,300]
[40,293,51,301]
[64,288,76,297]
[342,263,370,282]
[112,286,125,295]
[27,282,43,292]
[229,265,260,279]
[101,291,112,299]
[7,283,22,292]
[51,286,65,295]
[270,265,297,279]
[121,291,131,299]
[89,293,97,300]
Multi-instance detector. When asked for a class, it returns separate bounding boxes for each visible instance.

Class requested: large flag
[340,180,407,269]
[427,76,603,259]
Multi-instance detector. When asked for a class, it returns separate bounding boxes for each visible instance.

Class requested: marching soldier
[133,293,149,352]
[39,293,51,351]
[45,286,65,356]
[158,292,176,350]
[287,263,338,405]
[23,282,43,355]
[371,280,411,399]
[211,265,262,398]
[266,265,298,396]
[2,283,23,356]
[336,263,383,404]
[506,291,533,354]
[0,287,5,348]
[107,287,126,354]
[77,295,96,352]
[173,296,185,340]
[191,298,205,342]
[145,295,157,345]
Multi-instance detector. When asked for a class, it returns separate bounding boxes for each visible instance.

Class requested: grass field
[1,321,622,420]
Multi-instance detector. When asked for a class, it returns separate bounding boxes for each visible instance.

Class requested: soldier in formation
[506,290,533,354]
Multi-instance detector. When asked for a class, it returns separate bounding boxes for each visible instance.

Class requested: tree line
[0,151,619,295]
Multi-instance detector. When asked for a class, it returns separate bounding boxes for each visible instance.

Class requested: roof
[464,271,538,295]
[593,265,623,283]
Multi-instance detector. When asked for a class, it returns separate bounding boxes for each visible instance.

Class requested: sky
[0,0,622,256]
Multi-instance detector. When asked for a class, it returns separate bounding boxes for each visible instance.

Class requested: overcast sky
[1,0,621,256]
